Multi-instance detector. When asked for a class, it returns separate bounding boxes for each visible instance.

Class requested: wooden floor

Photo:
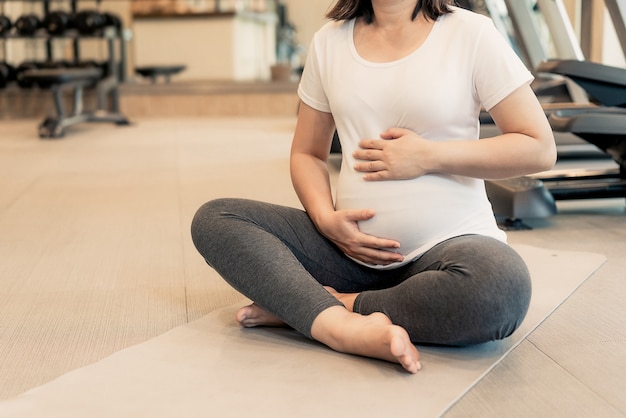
[0,118,624,417]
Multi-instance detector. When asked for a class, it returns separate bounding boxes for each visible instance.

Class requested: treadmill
[486,60,626,228]
[460,0,626,225]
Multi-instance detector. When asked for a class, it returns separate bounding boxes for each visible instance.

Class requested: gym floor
[0,118,624,416]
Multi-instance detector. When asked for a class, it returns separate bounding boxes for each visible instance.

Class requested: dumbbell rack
[0,0,130,138]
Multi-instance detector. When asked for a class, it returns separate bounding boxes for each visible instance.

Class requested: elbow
[534,133,558,172]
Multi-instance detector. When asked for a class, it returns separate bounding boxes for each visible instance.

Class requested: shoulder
[308,19,353,57]
[438,6,494,34]
[312,19,352,43]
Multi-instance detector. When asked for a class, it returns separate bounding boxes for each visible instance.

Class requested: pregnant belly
[335,172,479,257]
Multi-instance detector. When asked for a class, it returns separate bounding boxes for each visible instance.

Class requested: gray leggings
[191,198,531,346]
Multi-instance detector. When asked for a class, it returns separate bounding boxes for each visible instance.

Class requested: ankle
[324,287,359,312]
[341,293,358,312]
[310,306,352,346]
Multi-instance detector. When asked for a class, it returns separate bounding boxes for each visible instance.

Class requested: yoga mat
[0,245,605,418]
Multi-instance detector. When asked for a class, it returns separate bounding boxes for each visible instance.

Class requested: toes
[235,304,286,328]
[389,326,420,373]
[235,305,254,325]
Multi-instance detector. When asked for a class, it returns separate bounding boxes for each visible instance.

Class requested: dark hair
[327,0,454,23]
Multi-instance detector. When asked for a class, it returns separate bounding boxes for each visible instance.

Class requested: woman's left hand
[353,128,432,181]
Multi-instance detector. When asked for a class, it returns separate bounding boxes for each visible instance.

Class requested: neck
[370,0,420,28]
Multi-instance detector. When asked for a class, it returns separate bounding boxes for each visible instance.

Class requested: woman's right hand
[316,209,404,266]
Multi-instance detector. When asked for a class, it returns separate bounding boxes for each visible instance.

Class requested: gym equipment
[580,0,626,59]
[40,10,120,37]
[485,177,557,230]
[18,66,129,138]
[73,60,109,77]
[73,10,106,35]
[0,62,16,88]
[103,12,122,31]
[0,15,12,36]
[605,0,626,56]
[135,65,186,84]
[15,61,69,88]
[14,14,41,36]
[20,67,103,137]
[15,61,40,88]
[544,108,626,199]
[42,11,74,35]
[487,60,626,225]
[1,1,130,137]
[539,60,626,108]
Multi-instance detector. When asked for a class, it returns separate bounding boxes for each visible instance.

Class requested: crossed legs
[191,198,531,372]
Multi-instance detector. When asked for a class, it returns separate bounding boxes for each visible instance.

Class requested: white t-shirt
[297,7,533,270]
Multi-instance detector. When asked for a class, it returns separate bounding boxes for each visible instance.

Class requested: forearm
[426,132,556,180]
[289,102,338,227]
[426,85,556,180]
[290,151,336,226]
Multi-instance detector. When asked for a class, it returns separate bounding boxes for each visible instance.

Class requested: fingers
[353,145,385,177]
[380,127,412,139]
[352,158,391,180]
[357,139,385,151]
[360,233,401,250]
[349,244,404,266]
[354,160,386,173]
[360,127,413,149]
[332,210,404,265]
[353,146,383,163]
[353,148,386,177]
[343,208,376,222]
[361,171,390,181]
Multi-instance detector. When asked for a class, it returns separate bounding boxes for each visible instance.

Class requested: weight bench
[21,67,131,138]
[135,65,186,84]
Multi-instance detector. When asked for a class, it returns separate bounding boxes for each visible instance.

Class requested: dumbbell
[103,12,122,30]
[43,11,74,35]
[73,10,106,35]
[0,15,12,36]
[15,14,42,36]
[0,62,16,88]
[15,61,67,88]
[15,61,39,88]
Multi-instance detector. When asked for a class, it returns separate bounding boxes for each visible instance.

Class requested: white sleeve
[473,20,534,111]
[297,34,332,113]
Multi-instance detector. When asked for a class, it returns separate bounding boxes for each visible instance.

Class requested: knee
[492,247,532,340]
[466,258,532,344]
[441,238,532,345]
[190,198,238,255]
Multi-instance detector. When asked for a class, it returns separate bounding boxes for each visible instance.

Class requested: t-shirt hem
[349,229,507,271]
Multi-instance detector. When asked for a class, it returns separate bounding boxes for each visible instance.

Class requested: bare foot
[236,303,287,328]
[311,306,421,374]
[324,286,358,312]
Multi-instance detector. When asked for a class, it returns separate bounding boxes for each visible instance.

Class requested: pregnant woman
[191,0,556,374]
